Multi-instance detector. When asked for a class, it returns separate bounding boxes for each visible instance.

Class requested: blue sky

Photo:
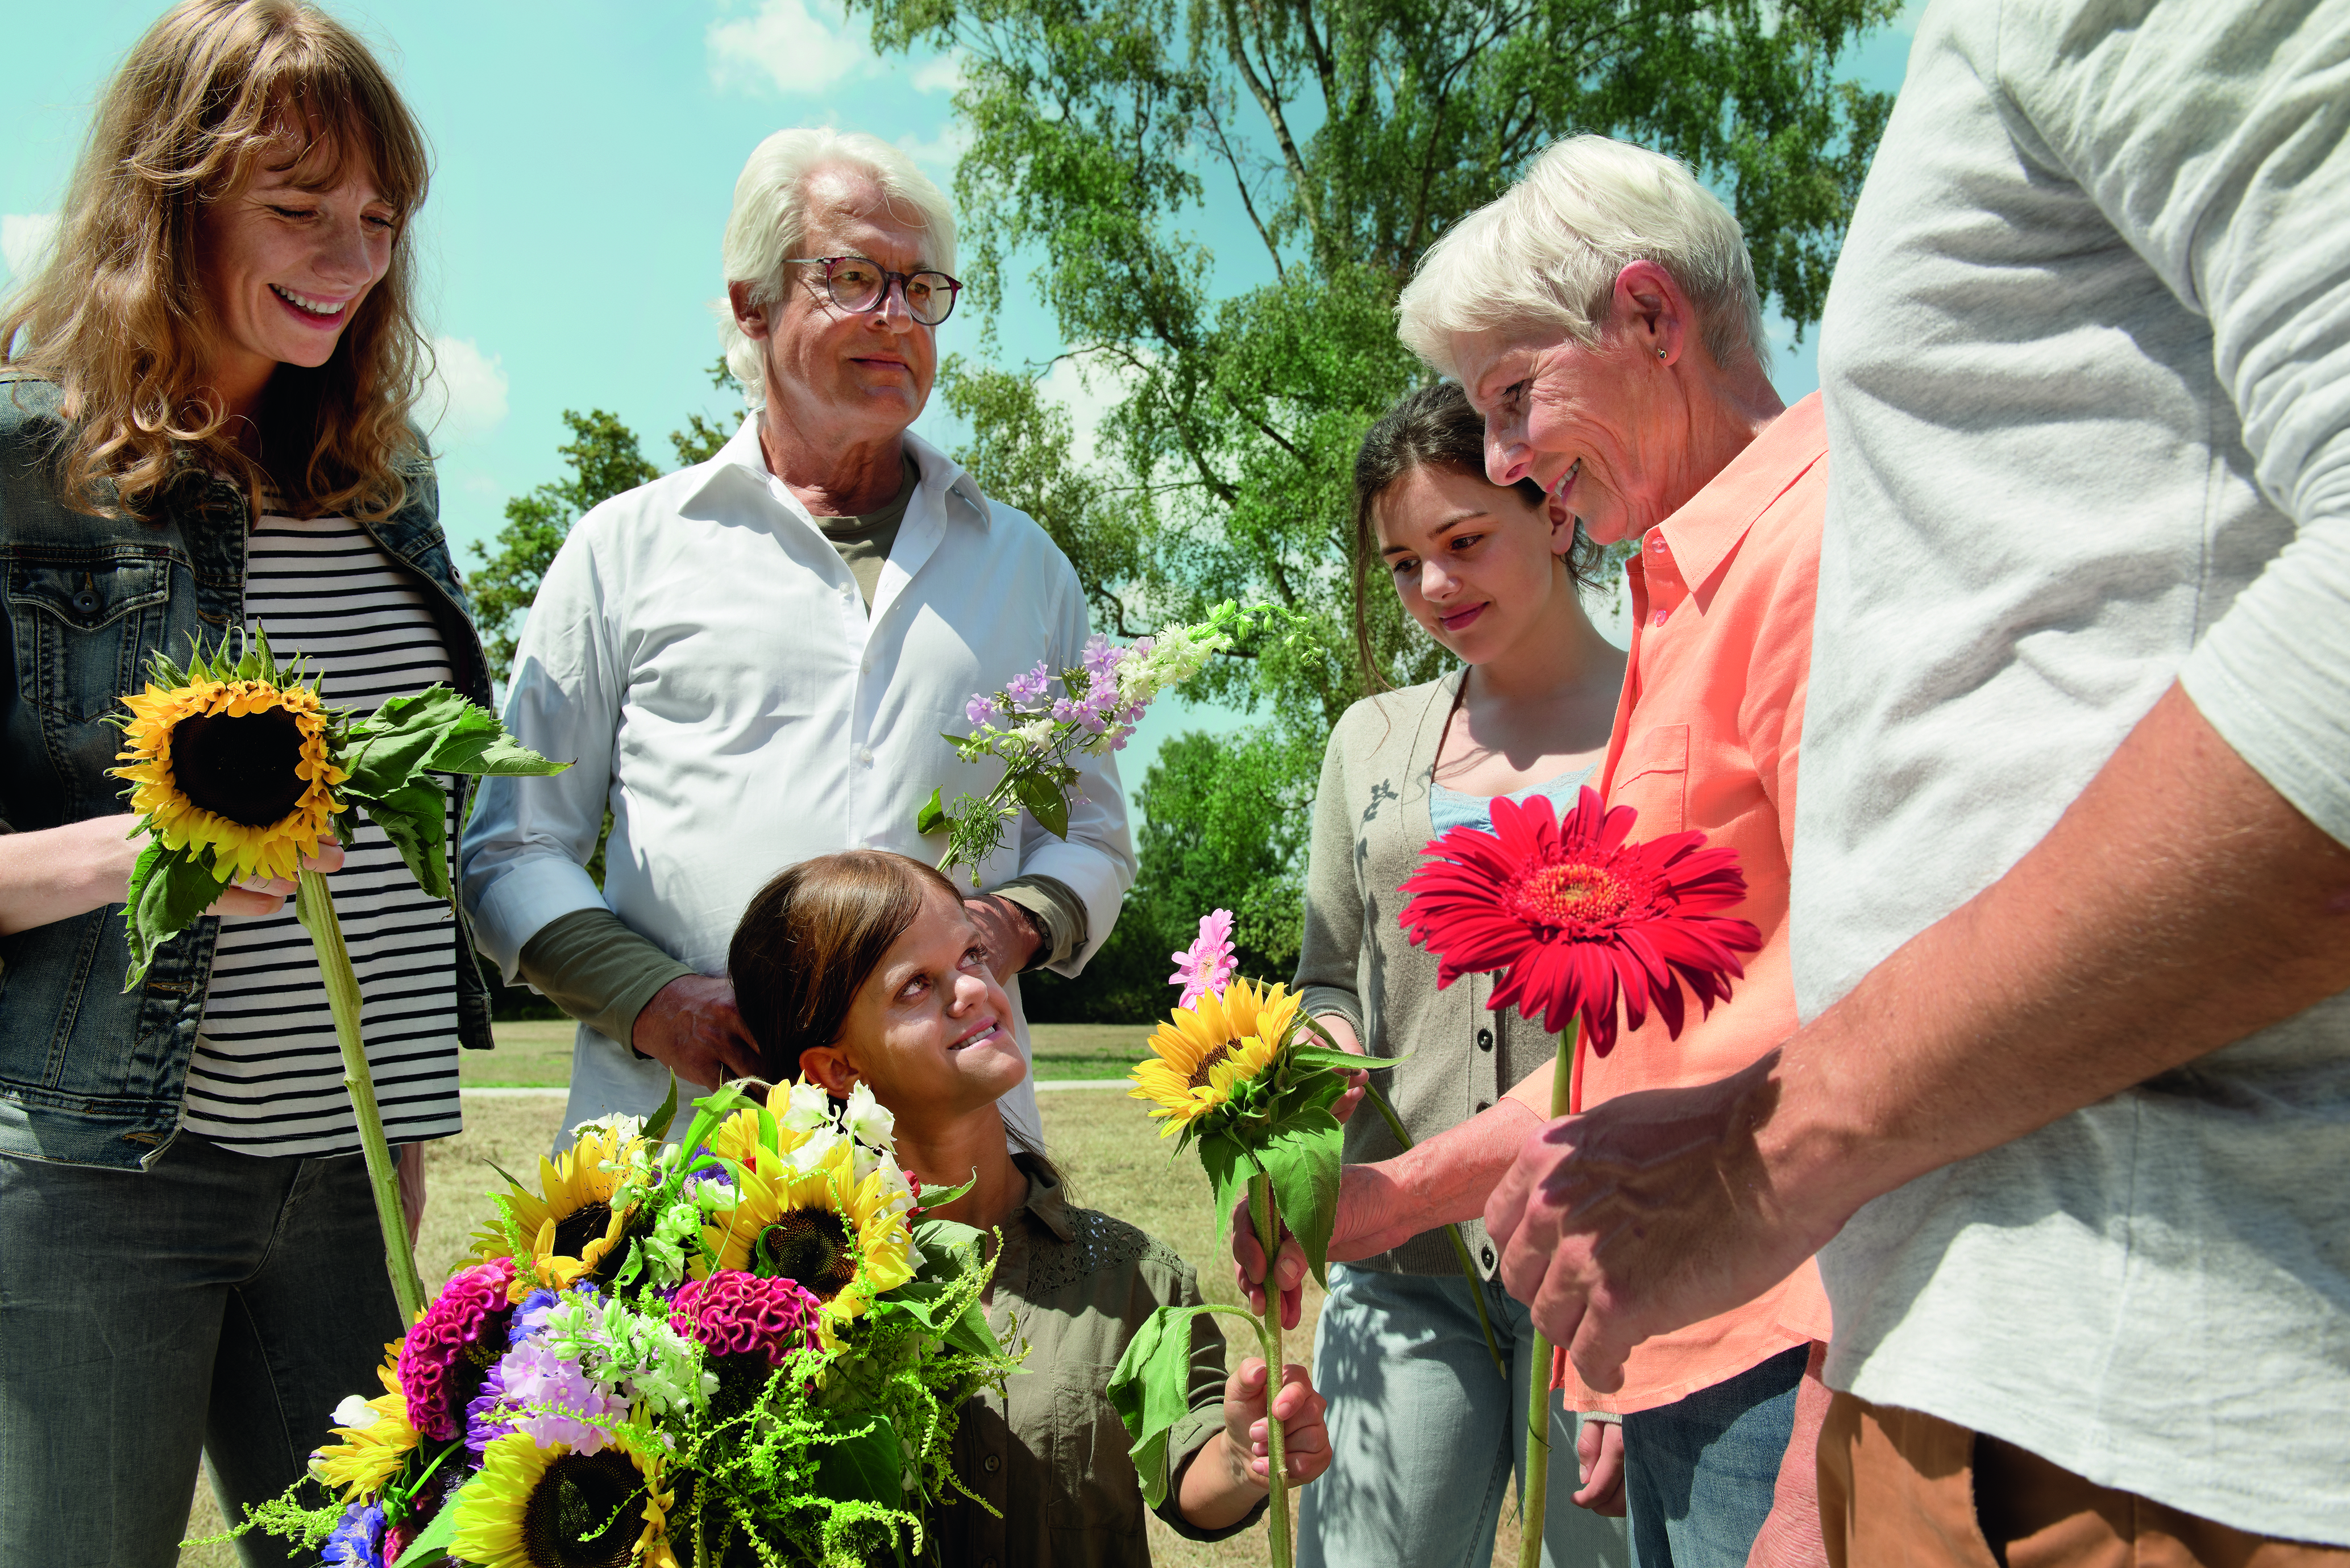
[2,0,1924,814]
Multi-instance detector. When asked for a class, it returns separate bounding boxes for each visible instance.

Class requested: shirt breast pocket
[1050,1367,1148,1540]
[1611,723,1689,837]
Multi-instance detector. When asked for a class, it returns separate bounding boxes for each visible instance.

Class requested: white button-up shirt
[459,421,1135,1142]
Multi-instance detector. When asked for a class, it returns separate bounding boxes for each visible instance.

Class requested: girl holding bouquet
[0,4,493,1563]
[728,849,1334,1566]
[1283,380,1633,1567]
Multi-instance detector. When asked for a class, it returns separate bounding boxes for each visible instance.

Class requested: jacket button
[73,592,99,615]
[1481,1244,1496,1270]
[983,1454,1000,1474]
[1475,1028,1493,1052]
[1475,1099,1491,1113]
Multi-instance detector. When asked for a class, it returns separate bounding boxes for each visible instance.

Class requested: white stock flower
[780,1079,832,1132]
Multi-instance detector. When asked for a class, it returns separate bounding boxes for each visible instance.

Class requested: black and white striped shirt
[182,506,466,1157]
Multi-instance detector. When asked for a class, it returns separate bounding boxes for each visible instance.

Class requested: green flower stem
[295,870,427,1324]
[1360,1082,1507,1380]
[1518,1018,1581,1568]
[1248,1171,1293,1568]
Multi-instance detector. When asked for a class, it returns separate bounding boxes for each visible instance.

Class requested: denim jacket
[0,373,497,1170]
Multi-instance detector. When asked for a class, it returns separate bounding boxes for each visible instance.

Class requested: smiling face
[1375,461,1580,666]
[194,144,397,419]
[819,880,1026,1122]
[741,167,940,450]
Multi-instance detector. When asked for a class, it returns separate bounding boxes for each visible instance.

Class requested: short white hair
[718,128,960,406]
[1396,135,1768,379]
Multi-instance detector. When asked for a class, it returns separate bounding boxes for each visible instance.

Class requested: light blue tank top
[1428,763,1597,834]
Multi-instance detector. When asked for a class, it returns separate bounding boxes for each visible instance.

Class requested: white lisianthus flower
[332,1394,375,1430]
[845,1082,895,1148]
[788,1125,844,1173]
[569,1111,646,1145]
[780,1078,832,1132]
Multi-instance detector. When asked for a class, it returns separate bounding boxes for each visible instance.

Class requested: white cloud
[1039,350,1144,468]
[895,122,971,186]
[422,336,509,448]
[707,0,871,95]
[2,213,59,281]
[910,52,966,95]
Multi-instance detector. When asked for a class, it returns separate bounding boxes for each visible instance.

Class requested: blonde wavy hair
[0,0,431,521]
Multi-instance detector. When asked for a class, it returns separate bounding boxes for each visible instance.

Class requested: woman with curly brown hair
[0,5,494,1564]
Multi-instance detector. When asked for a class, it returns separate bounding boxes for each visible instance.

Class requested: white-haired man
[460,130,1132,1143]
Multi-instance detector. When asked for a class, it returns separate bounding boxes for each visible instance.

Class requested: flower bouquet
[1398,787,1761,1568]
[111,628,564,1320]
[232,1078,1021,1568]
[918,601,1309,882]
[1112,944,1360,1567]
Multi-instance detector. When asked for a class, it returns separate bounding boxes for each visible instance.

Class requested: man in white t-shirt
[1479,2,2350,1558]
[460,130,1134,1144]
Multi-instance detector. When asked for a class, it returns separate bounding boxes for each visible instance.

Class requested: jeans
[1622,1342,1809,1568]
[0,1133,402,1568]
[1299,1263,1633,1568]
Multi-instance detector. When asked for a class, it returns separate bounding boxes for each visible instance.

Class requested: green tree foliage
[469,410,661,672]
[865,0,1896,1009]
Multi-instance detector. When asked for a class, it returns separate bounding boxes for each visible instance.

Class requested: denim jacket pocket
[6,546,179,812]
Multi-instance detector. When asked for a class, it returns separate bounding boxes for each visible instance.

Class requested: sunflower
[112,659,349,885]
[1128,976,1301,1134]
[310,1346,419,1500]
[695,1135,915,1349]
[452,1430,678,1568]
[477,1125,650,1302]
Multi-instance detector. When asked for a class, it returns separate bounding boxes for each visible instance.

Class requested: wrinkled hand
[1231,1188,1306,1329]
[207,837,346,918]
[962,894,1043,980]
[1484,1052,1842,1393]
[1573,1417,1626,1515]
[632,974,763,1088]
[1314,1014,1369,1126]
[1221,1357,1331,1489]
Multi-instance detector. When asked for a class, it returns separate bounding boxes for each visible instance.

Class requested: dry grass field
[457,1020,1165,1087]
[178,1071,1537,1567]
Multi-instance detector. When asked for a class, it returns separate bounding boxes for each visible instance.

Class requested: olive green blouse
[933,1157,1265,1568]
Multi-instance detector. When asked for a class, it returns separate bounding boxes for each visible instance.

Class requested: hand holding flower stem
[1248,1173,1294,1567]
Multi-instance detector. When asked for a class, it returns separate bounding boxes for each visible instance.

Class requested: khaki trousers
[1817,1391,2349,1568]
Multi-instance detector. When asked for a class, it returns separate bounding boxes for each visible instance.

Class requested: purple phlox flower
[398,1257,517,1442]
[965,693,997,729]
[1170,909,1239,1007]
[322,1499,385,1567]
[1081,634,1125,680]
[1004,662,1054,705]
[465,1336,626,1459]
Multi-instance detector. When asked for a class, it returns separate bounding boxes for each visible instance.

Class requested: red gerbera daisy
[1397,787,1762,1057]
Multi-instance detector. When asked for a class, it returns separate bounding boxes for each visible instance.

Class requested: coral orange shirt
[1556,392,1835,1415]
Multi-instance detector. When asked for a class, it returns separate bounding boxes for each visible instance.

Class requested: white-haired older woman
[1244,135,1836,1568]
[460,128,1135,1162]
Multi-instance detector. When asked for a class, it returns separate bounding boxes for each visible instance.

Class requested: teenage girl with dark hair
[1282,380,1633,1567]
[727,849,1334,1567]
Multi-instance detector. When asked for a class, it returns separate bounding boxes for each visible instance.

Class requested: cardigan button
[1481,1243,1496,1270]
[1475,1028,1493,1051]
[983,1454,1000,1474]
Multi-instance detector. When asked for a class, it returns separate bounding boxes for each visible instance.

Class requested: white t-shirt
[1793,0,2350,1542]
[183,507,464,1157]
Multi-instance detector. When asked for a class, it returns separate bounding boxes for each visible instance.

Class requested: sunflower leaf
[1257,1111,1343,1289]
[1195,1133,1261,1241]
[341,686,566,791]
[345,778,455,900]
[1109,1303,1255,1509]
[123,844,227,989]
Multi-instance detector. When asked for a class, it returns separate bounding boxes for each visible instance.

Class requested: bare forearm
[1174,1433,1263,1530]
[1770,683,2350,1225]
[0,817,140,934]
[1335,1094,1542,1259]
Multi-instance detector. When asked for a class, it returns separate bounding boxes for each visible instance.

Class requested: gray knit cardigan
[1294,671,1558,1279]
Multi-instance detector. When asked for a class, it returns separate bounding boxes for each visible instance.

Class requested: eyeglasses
[786,256,963,326]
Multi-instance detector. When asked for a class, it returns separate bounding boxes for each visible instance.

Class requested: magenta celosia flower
[671,1270,825,1367]
[1398,789,1761,1055]
[398,1256,518,1442]
[1169,909,1238,1008]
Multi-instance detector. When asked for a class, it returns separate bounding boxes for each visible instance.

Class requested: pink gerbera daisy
[1397,788,1761,1056]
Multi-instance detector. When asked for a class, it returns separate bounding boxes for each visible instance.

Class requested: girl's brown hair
[1349,380,1605,691]
[1,0,433,522]
[729,850,965,1085]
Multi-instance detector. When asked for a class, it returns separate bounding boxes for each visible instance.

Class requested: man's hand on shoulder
[632,975,763,1087]
[963,894,1044,980]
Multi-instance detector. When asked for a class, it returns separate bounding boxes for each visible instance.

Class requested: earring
[1657,348,1667,359]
